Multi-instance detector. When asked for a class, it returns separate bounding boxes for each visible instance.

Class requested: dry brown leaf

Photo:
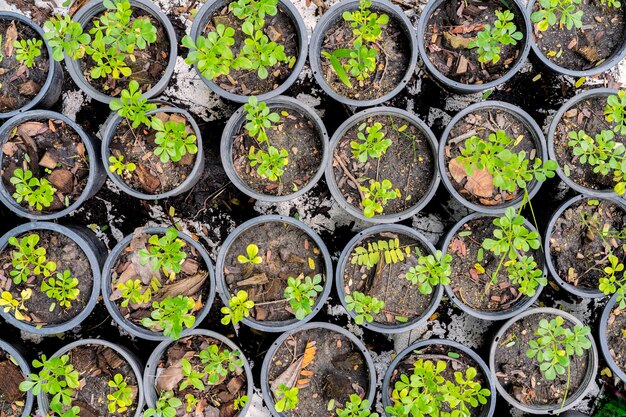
[444,32,474,49]
[17,121,48,137]
[157,272,208,301]
[448,159,467,183]
[464,168,494,197]
[270,356,303,393]
[4,22,17,58]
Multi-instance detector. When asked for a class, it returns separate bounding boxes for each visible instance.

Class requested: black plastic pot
[600,292,626,382]
[261,322,376,417]
[417,0,531,94]
[0,222,105,335]
[0,338,34,417]
[189,0,307,103]
[545,194,622,298]
[37,338,144,417]
[215,215,333,332]
[441,212,546,320]
[548,88,620,197]
[0,110,106,220]
[101,227,216,341]
[489,307,598,415]
[527,0,626,77]
[325,107,440,223]
[143,329,253,417]
[101,106,205,200]
[336,224,443,333]
[0,12,63,119]
[220,96,329,202]
[439,101,547,214]
[382,338,497,417]
[309,0,417,107]
[66,0,177,104]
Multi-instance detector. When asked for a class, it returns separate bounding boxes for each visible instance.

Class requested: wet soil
[0,349,27,417]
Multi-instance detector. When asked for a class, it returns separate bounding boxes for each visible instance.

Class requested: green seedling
[10,169,57,211]
[138,227,187,276]
[221,290,255,325]
[468,10,523,64]
[43,15,91,61]
[283,274,324,320]
[199,344,243,385]
[230,0,279,27]
[109,80,157,128]
[0,289,32,321]
[274,384,299,412]
[233,21,293,80]
[345,291,385,324]
[351,122,391,163]
[185,394,198,413]
[244,96,280,143]
[13,38,42,68]
[605,91,626,135]
[109,155,137,176]
[406,250,453,295]
[180,358,205,390]
[342,0,388,43]
[144,390,182,417]
[530,0,584,31]
[182,24,236,80]
[351,238,410,269]
[238,243,263,264]
[141,295,196,340]
[107,373,134,413]
[8,233,56,285]
[248,145,289,181]
[19,354,80,413]
[41,269,80,310]
[360,179,401,218]
[335,394,379,417]
[234,394,249,411]
[151,116,198,164]
[117,279,152,307]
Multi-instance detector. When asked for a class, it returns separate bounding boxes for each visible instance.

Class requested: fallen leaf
[448,159,467,183]
[17,121,48,137]
[444,32,475,49]
[4,22,17,58]
[156,272,208,300]
[464,168,494,197]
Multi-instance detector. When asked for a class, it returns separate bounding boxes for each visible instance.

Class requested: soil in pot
[81,7,170,97]
[493,313,591,406]
[109,111,198,195]
[1,117,90,215]
[108,228,211,335]
[319,4,411,101]
[267,327,371,416]
[447,216,542,313]
[445,108,537,207]
[386,343,491,416]
[530,1,626,71]
[605,304,626,375]
[202,2,299,96]
[423,0,525,85]
[0,19,50,113]
[223,221,326,322]
[153,334,248,417]
[0,229,93,326]
[552,93,625,191]
[332,114,435,217]
[232,105,323,196]
[343,231,435,325]
[0,349,28,417]
[549,198,626,292]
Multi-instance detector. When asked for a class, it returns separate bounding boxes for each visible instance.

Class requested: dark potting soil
[267,327,370,416]
[0,349,27,417]
[343,231,435,325]
[0,19,49,113]
[109,229,210,327]
[155,335,247,417]
[223,220,326,322]
[332,114,435,217]
[81,9,170,97]
[386,343,490,417]
[531,0,626,71]
[424,0,525,85]
[65,344,139,417]
[553,94,626,191]
[208,3,299,96]
[319,8,410,100]
[1,118,89,214]
[605,305,626,376]
[109,112,197,195]
[0,230,92,326]
[549,198,626,290]
[445,108,536,207]
[232,106,323,196]
[493,313,591,406]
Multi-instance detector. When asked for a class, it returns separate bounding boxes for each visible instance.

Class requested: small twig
[335,156,366,201]
[449,129,478,144]
[255,298,289,306]
[414,354,465,366]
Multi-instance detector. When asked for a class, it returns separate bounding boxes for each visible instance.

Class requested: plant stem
[560,363,571,412]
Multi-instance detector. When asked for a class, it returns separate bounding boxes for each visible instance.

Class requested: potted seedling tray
[441,211,546,321]
[0,222,105,335]
[143,329,253,417]
[325,107,439,223]
[545,195,626,298]
[382,338,496,417]
[336,224,444,333]
[527,0,626,77]
[29,338,144,417]
[0,339,33,417]
[0,110,106,220]
[0,12,62,119]
[489,308,597,414]
[548,88,626,197]
[185,0,307,103]
[600,292,626,383]
[215,215,332,333]
[439,101,554,214]
[261,322,376,417]
[417,0,531,94]
[221,96,329,202]
[102,226,216,341]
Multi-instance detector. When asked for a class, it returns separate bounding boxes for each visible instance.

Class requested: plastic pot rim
[0,338,34,417]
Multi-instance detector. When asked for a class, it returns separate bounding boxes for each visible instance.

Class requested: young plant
[233,21,293,80]
[283,274,324,320]
[117,279,152,307]
[185,394,198,413]
[468,10,523,64]
[41,269,80,310]
[230,0,279,27]
[8,233,56,285]
[605,91,626,136]
[43,15,91,61]
[234,394,249,411]
[601,0,621,7]
[109,80,157,128]
[13,38,42,68]
[144,390,182,417]
[10,169,57,211]
[248,145,289,181]
[0,289,32,321]
[244,96,280,144]
[351,238,410,269]
[109,155,137,176]
[107,373,134,413]
[151,117,198,164]
[19,354,80,413]
[599,254,626,308]
[351,122,392,163]
[180,358,205,390]
[342,0,388,43]
[335,394,379,417]
[530,0,584,31]
[138,227,187,277]
[360,179,401,218]
[274,384,299,412]
[237,243,263,264]
[221,290,255,325]
[199,344,243,385]
[182,25,236,80]
[345,291,385,324]
[141,295,196,340]
[405,250,453,295]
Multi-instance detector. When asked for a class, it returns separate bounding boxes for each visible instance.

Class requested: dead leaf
[156,272,208,301]
[444,32,475,49]
[135,164,161,194]
[271,356,303,393]
[17,121,48,137]
[18,80,41,97]
[464,168,494,197]
[448,159,467,183]
[48,169,74,194]
[4,22,17,58]
[156,364,183,391]
[1,142,18,157]
[236,273,269,287]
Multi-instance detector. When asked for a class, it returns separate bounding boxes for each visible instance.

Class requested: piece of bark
[48,169,74,194]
